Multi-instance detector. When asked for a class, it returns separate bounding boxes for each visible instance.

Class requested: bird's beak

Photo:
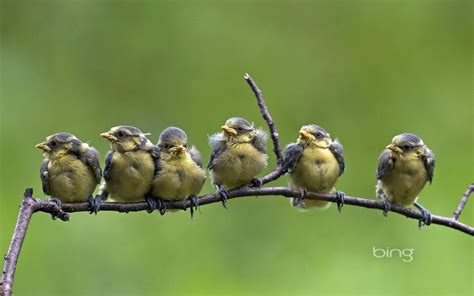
[169,145,187,154]
[386,144,403,154]
[299,130,315,141]
[35,142,51,152]
[222,125,238,137]
[100,132,118,142]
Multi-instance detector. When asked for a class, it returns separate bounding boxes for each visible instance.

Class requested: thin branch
[1,74,473,296]
[244,73,283,166]
[453,183,474,220]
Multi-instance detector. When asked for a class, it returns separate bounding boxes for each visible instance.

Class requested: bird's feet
[335,191,346,213]
[215,184,228,209]
[90,192,107,215]
[188,195,200,219]
[49,198,62,220]
[414,202,432,229]
[377,193,391,217]
[154,198,167,216]
[251,178,262,188]
[145,196,158,214]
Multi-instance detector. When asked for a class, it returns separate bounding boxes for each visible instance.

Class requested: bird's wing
[189,146,203,168]
[376,149,395,180]
[252,128,268,154]
[103,151,114,182]
[79,147,102,184]
[40,160,50,195]
[282,143,303,172]
[329,139,345,176]
[423,147,435,184]
[207,133,226,170]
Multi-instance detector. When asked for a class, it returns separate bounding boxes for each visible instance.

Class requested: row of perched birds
[35,116,435,226]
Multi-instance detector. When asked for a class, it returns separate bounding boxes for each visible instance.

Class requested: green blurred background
[1,1,472,295]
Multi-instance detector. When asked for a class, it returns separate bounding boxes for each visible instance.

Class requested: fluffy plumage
[283,124,345,209]
[99,125,157,202]
[36,133,101,203]
[208,117,268,189]
[376,133,435,207]
[151,127,206,201]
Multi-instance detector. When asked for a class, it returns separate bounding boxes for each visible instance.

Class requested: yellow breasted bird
[95,125,158,213]
[151,127,206,217]
[376,133,435,227]
[208,117,268,207]
[36,133,102,212]
[283,125,346,211]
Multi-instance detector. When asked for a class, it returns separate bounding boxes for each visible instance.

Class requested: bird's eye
[403,145,411,150]
[183,144,188,148]
[316,132,323,139]
[50,141,57,147]
[237,127,244,132]
[117,131,125,138]
[162,144,170,149]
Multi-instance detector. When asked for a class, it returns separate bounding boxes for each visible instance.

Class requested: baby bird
[208,117,268,207]
[376,133,435,227]
[283,125,345,211]
[151,127,206,217]
[95,125,158,213]
[36,133,101,213]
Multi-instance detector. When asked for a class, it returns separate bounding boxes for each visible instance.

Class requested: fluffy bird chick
[208,117,268,207]
[376,133,435,227]
[151,127,206,217]
[96,125,158,213]
[36,133,101,213]
[283,125,346,211]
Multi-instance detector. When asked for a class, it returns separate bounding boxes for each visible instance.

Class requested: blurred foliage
[0,1,472,295]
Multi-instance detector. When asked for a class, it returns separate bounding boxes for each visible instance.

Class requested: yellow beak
[299,130,315,141]
[100,132,118,142]
[169,145,187,154]
[222,125,238,137]
[386,144,403,154]
[35,142,51,152]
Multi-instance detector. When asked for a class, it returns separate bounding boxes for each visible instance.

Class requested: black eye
[162,143,171,149]
[117,131,125,138]
[237,127,244,132]
[50,141,58,147]
[403,145,411,150]
[183,144,188,148]
[316,132,323,139]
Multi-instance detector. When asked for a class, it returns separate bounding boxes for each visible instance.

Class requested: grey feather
[376,149,394,180]
[103,151,114,182]
[423,147,435,184]
[40,160,50,195]
[329,139,345,176]
[252,128,267,154]
[282,143,303,173]
[189,146,203,168]
[79,147,102,184]
[207,132,227,170]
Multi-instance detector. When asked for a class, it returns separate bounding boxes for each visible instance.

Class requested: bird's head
[100,125,150,153]
[297,124,332,148]
[386,133,426,159]
[35,133,82,160]
[157,127,188,159]
[221,117,256,143]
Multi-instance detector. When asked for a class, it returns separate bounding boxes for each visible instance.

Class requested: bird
[208,117,268,207]
[282,124,346,211]
[35,133,102,215]
[150,127,206,217]
[95,125,158,213]
[376,133,435,227]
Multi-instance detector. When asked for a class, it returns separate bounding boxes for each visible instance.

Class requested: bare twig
[11,188,474,236]
[1,74,473,296]
[453,183,474,220]
[0,189,68,296]
[244,73,283,166]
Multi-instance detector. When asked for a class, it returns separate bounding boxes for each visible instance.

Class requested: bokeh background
[1,1,472,295]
